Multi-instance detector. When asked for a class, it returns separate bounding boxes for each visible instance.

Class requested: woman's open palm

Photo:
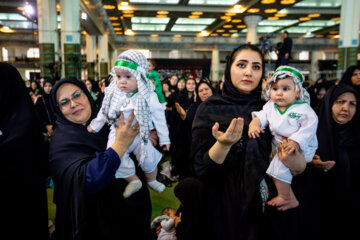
[212,117,244,146]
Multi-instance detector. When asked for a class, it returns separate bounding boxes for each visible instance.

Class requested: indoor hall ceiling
[103,0,342,39]
[0,0,342,42]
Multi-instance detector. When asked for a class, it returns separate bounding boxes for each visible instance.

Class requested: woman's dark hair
[340,65,360,85]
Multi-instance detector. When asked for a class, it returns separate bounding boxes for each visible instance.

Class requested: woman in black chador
[49,78,152,240]
[297,84,360,240]
[0,62,49,239]
[339,64,360,94]
[191,44,306,240]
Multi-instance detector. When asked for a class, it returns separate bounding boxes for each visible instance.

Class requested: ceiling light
[210,33,218,36]
[220,16,231,20]
[103,5,116,9]
[315,34,324,38]
[331,17,340,21]
[308,13,321,18]
[123,10,134,13]
[229,29,238,33]
[225,12,236,16]
[24,3,34,15]
[265,9,277,13]
[112,22,121,26]
[330,30,338,34]
[231,5,246,13]
[157,11,169,15]
[199,30,209,37]
[120,1,129,6]
[236,25,246,28]
[189,15,200,18]
[216,29,225,32]
[299,17,311,21]
[0,26,15,33]
[275,13,287,17]
[156,15,168,18]
[232,19,242,23]
[261,0,276,4]
[173,34,182,38]
[81,30,87,35]
[17,7,24,11]
[123,14,134,17]
[81,12,87,20]
[280,0,296,4]
[56,4,60,12]
[268,16,279,20]
[109,17,119,21]
[247,8,260,13]
[223,25,233,28]
[125,29,135,36]
[191,12,203,15]
[222,33,230,37]
[113,27,122,30]
[116,32,123,35]
[150,34,159,37]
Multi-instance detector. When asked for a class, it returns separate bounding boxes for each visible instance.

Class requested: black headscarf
[339,65,360,94]
[174,177,205,240]
[314,84,360,161]
[0,62,49,239]
[191,44,272,240]
[49,77,109,240]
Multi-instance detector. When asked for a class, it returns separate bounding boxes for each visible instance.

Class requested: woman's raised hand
[175,102,186,120]
[111,111,139,157]
[212,117,244,146]
[310,154,335,172]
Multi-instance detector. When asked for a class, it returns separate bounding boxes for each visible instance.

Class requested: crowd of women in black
[1,45,360,240]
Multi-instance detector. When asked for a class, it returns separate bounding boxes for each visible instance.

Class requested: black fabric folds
[0,62,49,239]
[49,78,151,240]
[297,84,360,240]
[191,46,272,240]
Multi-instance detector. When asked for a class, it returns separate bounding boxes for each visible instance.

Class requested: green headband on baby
[114,60,138,70]
[275,67,304,83]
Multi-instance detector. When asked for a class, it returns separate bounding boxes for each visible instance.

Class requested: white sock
[148,180,166,192]
[123,179,142,198]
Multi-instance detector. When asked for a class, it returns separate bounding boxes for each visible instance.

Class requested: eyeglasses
[58,90,84,107]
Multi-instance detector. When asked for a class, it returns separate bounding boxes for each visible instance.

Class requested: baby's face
[270,77,299,108]
[168,209,177,218]
[115,68,138,93]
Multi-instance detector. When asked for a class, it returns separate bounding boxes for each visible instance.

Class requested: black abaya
[297,84,360,240]
[49,78,151,240]
[0,62,49,239]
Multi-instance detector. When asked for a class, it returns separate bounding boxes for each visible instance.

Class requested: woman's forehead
[233,49,262,63]
[56,83,80,99]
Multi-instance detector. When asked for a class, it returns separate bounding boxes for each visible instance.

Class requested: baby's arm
[248,117,264,139]
[149,93,171,150]
[88,105,107,133]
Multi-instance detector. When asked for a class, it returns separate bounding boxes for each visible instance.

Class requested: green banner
[64,43,81,79]
[347,47,358,68]
[100,62,108,79]
[39,43,55,77]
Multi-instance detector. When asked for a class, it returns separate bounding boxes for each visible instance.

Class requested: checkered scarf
[263,65,310,104]
[101,50,154,164]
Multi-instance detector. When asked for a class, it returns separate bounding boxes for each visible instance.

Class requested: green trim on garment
[275,67,304,83]
[114,60,137,70]
[274,101,307,115]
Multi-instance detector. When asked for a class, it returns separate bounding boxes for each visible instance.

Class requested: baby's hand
[282,140,300,153]
[161,144,170,151]
[87,125,96,133]
[248,118,264,139]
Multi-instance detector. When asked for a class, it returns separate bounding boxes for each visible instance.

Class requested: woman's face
[230,49,263,94]
[177,81,185,91]
[169,76,178,86]
[186,79,196,93]
[331,92,357,124]
[43,82,53,95]
[351,69,360,86]
[31,81,37,90]
[162,82,169,92]
[56,83,92,125]
[198,83,213,102]
[317,88,326,100]
[148,60,155,72]
[85,80,92,90]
